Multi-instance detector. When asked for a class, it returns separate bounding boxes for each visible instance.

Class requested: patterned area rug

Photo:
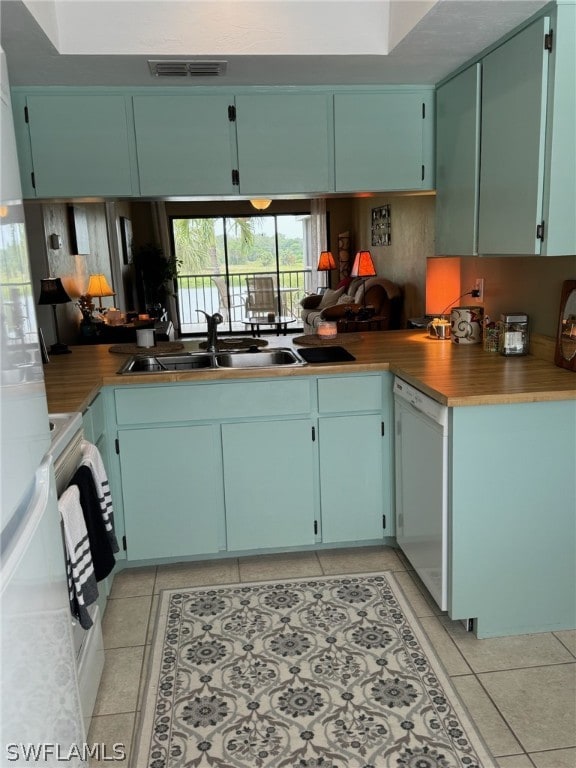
[133,573,496,768]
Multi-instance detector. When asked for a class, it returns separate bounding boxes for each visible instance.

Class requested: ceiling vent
[148,60,228,78]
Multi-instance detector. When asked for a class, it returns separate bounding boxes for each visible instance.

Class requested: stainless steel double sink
[117,348,305,374]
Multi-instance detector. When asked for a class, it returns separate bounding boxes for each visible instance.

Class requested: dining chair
[245,275,278,317]
[212,276,245,322]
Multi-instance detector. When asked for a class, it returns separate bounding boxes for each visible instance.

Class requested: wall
[348,194,435,323]
[26,196,575,341]
[25,201,115,345]
[332,194,575,336]
[459,255,576,338]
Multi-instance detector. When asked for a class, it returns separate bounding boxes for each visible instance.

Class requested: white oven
[51,412,105,735]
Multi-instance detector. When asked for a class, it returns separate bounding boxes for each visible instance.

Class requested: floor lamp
[38,277,72,354]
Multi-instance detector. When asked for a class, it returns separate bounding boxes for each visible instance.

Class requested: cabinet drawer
[115,379,312,425]
[317,375,382,413]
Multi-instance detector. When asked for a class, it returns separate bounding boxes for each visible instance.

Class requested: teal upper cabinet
[437,3,575,257]
[435,65,481,256]
[334,90,434,192]
[234,93,332,195]
[478,16,550,255]
[542,2,576,256]
[12,85,435,199]
[15,92,137,198]
[133,94,237,196]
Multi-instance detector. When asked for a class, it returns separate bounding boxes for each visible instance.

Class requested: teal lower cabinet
[318,414,385,543]
[118,424,224,561]
[111,374,395,562]
[222,418,317,551]
[449,400,576,638]
[316,373,393,544]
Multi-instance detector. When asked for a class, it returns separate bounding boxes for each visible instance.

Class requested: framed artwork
[371,205,391,246]
[67,204,90,254]
[120,216,133,265]
[338,231,351,278]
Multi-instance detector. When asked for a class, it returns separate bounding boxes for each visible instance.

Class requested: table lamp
[38,277,72,355]
[86,273,115,311]
[350,250,376,306]
[317,251,336,290]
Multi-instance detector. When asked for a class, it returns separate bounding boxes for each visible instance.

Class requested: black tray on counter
[297,346,356,363]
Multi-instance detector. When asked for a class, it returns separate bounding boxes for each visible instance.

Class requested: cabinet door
[319,414,385,543]
[222,418,316,551]
[435,65,481,255]
[119,424,224,560]
[334,91,433,191]
[25,94,136,197]
[235,93,332,194]
[133,94,237,196]
[478,17,550,255]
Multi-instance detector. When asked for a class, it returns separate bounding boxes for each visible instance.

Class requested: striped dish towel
[80,440,119,554]
[59,485,99,630]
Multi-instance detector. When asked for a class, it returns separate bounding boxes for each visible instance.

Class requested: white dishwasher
[394,377,449,610]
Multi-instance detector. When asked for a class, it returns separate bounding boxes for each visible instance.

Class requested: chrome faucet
[196,310,223,353]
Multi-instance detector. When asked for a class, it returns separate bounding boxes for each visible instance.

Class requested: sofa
[300,277,403,333]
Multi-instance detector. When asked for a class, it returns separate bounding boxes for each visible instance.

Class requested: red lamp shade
[350,250,376,278]
[316,251,336,271]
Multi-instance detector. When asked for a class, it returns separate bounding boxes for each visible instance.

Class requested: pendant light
[249,199,272,211]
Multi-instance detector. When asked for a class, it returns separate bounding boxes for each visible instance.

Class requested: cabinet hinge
[382,515,386,529]
[122,535,127,551]
[314,520,318,535]
[24,105,29,123]
[544,30,553,52]
[311,425,316,442]
[30,172,36,189]
[115,437,120,454]
[422,102,425,119]
[231,169,240,186]
[381,421,385,437]
[228,104,236,121]
[536,221,545,241]
[421,165,425,181]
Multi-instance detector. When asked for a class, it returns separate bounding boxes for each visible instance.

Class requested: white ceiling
[1,0,550,86]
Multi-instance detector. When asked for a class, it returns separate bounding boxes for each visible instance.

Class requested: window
[171,214,314,334]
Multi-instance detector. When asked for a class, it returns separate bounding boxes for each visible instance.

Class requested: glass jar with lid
[500,313,529,356]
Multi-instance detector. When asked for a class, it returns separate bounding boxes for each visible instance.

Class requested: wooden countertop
[43,330,576,414]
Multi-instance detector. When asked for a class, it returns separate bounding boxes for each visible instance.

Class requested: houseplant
[132,242,181,317]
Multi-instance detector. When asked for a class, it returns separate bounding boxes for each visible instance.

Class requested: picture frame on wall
[120,217,133,265]
[67,204,90,254]
[371,205,391,246]
[338,231,351,278]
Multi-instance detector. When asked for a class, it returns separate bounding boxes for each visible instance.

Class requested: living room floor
[88,547,576,768]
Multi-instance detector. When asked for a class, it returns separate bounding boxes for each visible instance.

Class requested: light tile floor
[88,547,576,767]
